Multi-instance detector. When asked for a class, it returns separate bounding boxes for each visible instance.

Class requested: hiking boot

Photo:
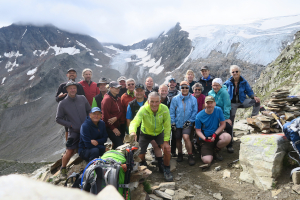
[176,153,183,162]
[163,167,173,182]
[140,160,148,166]
[227,147,234,153]
[188,154,195,166]
[213,148,223,161]
[60,168,67,180]
[171,152,177,157]
[158,162,164,173]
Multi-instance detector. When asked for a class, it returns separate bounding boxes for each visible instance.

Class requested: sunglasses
[127,83,135,86]
[181,87,189,90]
[232,71,239,74]
[195,89,202,91]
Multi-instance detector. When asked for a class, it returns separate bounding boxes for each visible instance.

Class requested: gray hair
[82,68,93,76]
[126,78,136,84]
[159,84,168,90]
[192,83,204,91]
[229,65,241,73]
[148,91,161,101]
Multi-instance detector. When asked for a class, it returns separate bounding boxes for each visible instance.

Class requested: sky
[0,0,299,45]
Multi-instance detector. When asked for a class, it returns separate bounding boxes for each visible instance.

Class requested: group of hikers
[55,65,261,182]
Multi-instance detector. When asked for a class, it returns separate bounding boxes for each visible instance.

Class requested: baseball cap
[91,107,102,113]
[117,76,126,82]
[63,81,77,89]
[109,81,122,88]
[97,77,108,87]
[201,66,209,71]
[168,78,176,83]
[67,68,76,73]
[180,81,189,86]
[135,83,145,90]
[205,96,215,103]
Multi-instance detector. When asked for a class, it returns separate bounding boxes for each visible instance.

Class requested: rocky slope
[0,24,119,162]
[254,30,300,100]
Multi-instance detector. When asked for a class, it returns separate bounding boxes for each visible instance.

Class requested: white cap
[212,78,222,86]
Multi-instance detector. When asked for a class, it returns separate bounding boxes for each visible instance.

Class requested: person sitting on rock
[195,96,231,168]
[78,107,108,162]
[170,81,198,166]
[208,78,234,153]
[223,65,260,128]
[129,92,173,182]
[56,81,91,178]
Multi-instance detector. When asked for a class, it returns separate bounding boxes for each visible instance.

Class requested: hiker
[117,76,127,97]
[198,66,215,96]
[56,81,91,178]
[55,68,85,141]
[145,77,158,98]
[78,107,108,162]
[159,84,171,108]
[166,78,179,157]
[195,96,231,167]
[192,83,205,113]
[129,92,173,182]
[170,81,197,165]
[208,78,234,153]
[185,70,197,94]
[79,68,100,106]
[91,77,109,109]
[167,77,179,98]
[121,78,136,113]
[223,65,260,127]
[101,81,126,149]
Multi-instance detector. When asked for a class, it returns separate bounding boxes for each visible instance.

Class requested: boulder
[239,134,291,190]
[0,174,123,200]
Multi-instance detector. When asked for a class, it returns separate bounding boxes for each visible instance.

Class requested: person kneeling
[79,107,108,162]
[195,96,231,168]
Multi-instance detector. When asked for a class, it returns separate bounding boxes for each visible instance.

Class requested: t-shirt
[126,101,144,119]
[195,106,225,137]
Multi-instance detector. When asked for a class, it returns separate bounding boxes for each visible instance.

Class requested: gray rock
[159,182,176,190]
[149,194,163,200]
[215,166,221,171]
[194,184,202,189]
[213,193,223,200]
[154,190,172,199]
[292,171,300,185]
[165,189,175,196]
[239,134,291,190]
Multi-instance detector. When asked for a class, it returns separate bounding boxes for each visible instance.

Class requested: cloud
[0,0,299,44]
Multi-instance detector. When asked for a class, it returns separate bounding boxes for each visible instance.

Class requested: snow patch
[4,51,23,58]
[27,67,37,76]
[44,39,50,47]
[51,45,80,56]
[21,28,27,39]
[147,43,153,48]
[163,75,172,84]
[94,58,99,61]
[1,77,6,84]
[90,52,94,56]
[104,45,122,51]
[95,64,103,68]
[104,53,112,58]
[76,40,91,51]
[29,75,35,80]
[24,102,27,104]
[6,60,19,72]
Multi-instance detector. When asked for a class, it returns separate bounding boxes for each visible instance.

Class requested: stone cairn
[247,89,300,134]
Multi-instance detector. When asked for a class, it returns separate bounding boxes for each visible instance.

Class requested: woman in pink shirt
[192,83,205,113]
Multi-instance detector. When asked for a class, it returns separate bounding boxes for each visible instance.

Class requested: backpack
[283,117,300,156]
[80,150,130,198]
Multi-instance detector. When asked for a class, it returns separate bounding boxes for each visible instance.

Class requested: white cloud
[0,0,299,44]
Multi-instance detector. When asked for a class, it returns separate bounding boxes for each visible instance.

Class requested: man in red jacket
[79,68,100,106]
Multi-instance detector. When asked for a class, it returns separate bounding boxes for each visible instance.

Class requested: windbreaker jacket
[198,75,215,96]
[101,92,125,130]
[78,80,100,106]
[208,85,231,119]
[78,117,108,154]
[129,102,171,141]
[169,93,197,128]
[223,75,255,103]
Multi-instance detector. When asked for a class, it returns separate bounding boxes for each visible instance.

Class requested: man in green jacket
[129,92,173,182]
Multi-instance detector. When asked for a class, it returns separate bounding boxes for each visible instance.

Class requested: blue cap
[168,78,176,83]
[91,107,102,113]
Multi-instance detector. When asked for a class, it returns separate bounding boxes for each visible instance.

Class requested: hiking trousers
[106,124,126,150]
[79,146,105,162]
[230,98,260,124]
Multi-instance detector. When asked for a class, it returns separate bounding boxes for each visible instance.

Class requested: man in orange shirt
[121,78,136,114]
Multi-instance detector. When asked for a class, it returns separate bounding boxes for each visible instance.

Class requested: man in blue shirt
[195,96,231,168]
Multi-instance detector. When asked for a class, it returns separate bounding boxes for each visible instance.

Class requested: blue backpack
[283,117,300,156]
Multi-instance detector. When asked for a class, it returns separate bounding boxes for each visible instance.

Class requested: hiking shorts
[139,131,164,154]
[175,126,192,139]
[200,131,225,157]
[66,130,80,150]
